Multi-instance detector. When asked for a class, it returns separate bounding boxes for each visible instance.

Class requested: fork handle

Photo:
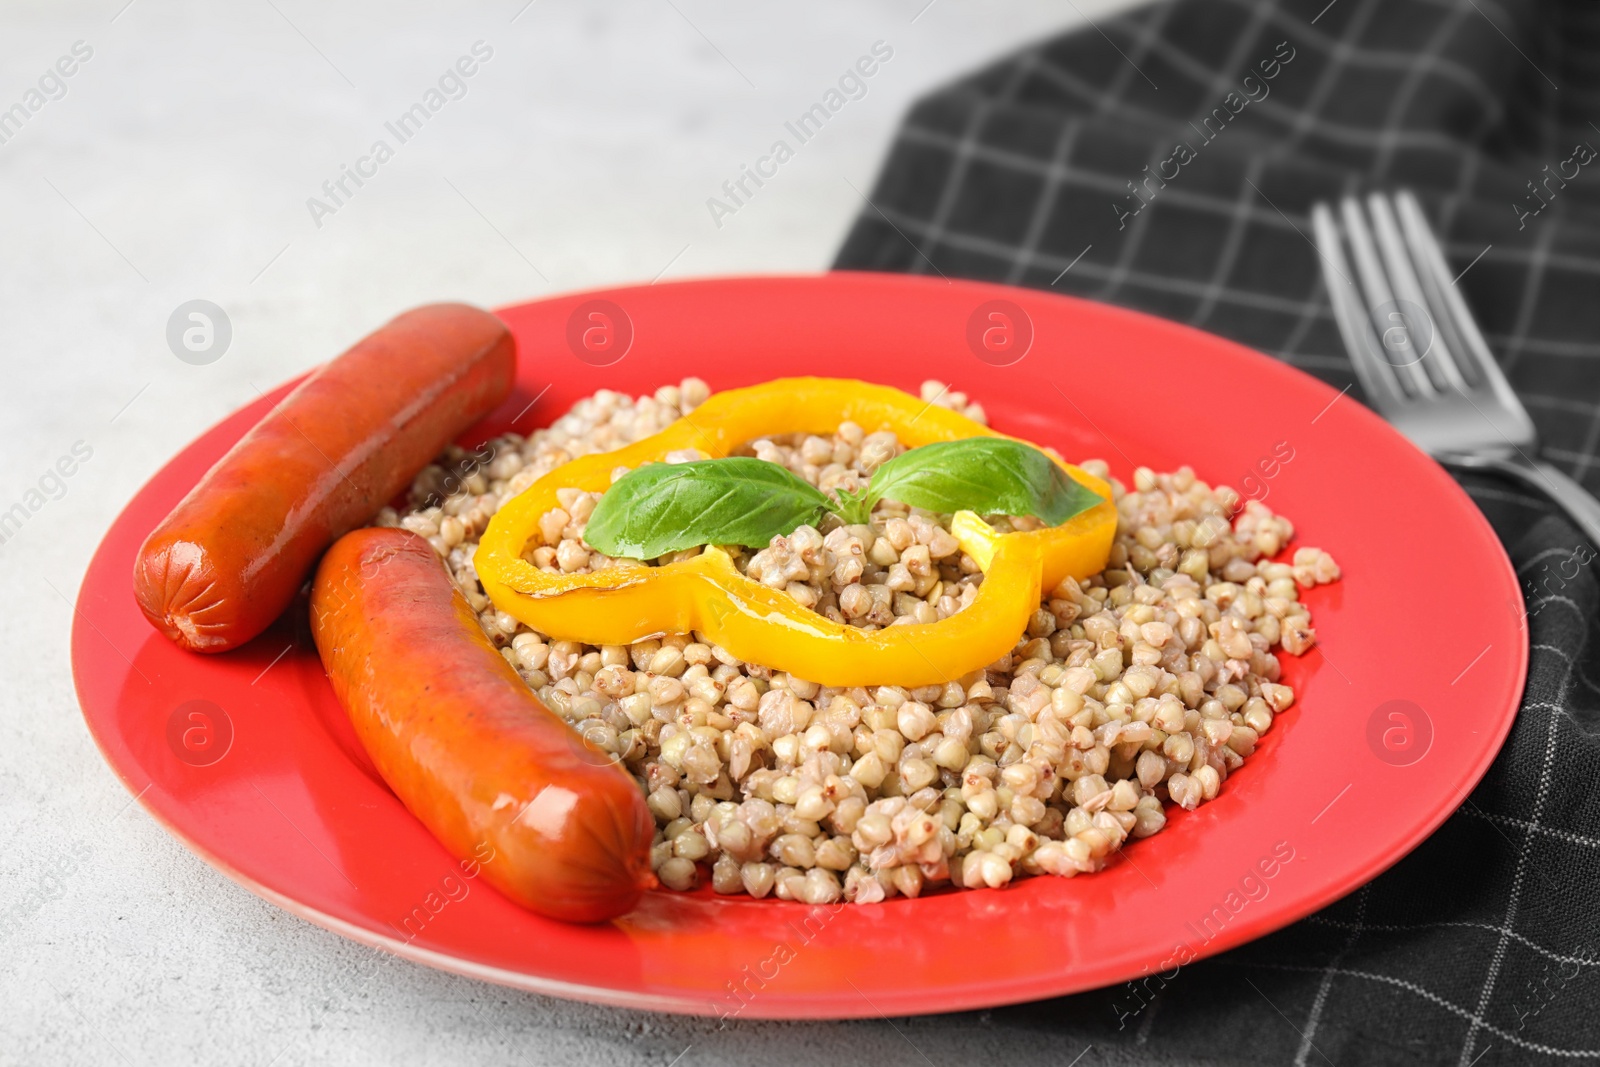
[1451,453,1600,550]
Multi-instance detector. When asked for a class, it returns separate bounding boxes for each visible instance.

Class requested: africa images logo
[305,42,495,228]
[0,40,93,148]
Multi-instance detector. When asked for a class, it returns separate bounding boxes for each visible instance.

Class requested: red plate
[72,273,1525,1018]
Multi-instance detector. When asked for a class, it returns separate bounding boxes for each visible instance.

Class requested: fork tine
[1365,192,1472,393]
[1394,191,1520,406]
[1339,196,1437,399]
[1311,202,1409,411]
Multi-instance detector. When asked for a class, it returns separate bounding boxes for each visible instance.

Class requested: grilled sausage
[310,527,655,924]
[135,302,515,652]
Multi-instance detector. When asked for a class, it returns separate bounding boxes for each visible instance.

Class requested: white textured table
[0,2,1145,1063]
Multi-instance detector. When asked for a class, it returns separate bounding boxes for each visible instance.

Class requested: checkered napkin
[836,0,1600,1062]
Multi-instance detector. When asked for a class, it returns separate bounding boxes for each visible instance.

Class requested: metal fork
[1311,189,1600,547]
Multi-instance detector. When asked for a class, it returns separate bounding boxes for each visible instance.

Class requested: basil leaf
[583,457,832,559]
[831,485,875,526]
[865,438,1103,525]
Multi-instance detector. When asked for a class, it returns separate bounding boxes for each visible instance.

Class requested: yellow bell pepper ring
[475,378,1116,688]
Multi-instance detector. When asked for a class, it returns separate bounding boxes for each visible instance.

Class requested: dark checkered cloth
[836,0,1600,1063]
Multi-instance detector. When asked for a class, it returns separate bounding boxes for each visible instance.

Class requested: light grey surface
[0,2,1145,1064]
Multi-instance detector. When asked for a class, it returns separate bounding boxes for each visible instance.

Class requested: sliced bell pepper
[475,378,1116,687]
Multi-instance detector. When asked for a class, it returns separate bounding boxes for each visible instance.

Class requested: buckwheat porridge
[375,378,1340,906]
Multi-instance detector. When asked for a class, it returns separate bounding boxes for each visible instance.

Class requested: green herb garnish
[832,438,1101,526]
[581,457,832,559]
[583,438,1103,560]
